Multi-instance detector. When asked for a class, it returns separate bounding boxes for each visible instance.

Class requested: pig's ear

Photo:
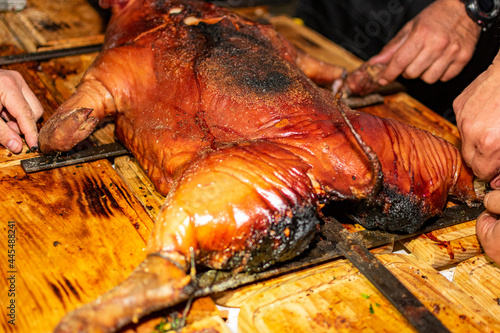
[99,0,131,10]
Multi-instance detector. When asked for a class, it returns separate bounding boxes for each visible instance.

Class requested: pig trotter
[39,108,99,153]
[335,63,385,96]
[53,255,194,333]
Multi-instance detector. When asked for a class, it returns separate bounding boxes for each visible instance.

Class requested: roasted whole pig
[38,0,482,331]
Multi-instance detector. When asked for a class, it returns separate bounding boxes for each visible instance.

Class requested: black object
[21,142,128,173]
[0,44,103,66]
[461,0,500,30]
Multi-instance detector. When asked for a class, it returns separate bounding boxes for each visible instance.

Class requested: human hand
[0,69,44,153]
[453,51,500,185]
[476,190,500,264]
[369,0,481,85]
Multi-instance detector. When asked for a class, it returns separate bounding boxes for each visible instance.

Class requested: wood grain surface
[453,255,500,320]
[236,254,500,333]
[0,159,154,332]
[401,221,482,269]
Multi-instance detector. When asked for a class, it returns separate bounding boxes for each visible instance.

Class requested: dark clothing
[295,0,432,60]
[295,0,500,122]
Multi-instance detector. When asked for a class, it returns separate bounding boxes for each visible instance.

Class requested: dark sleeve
[294,0,433,60]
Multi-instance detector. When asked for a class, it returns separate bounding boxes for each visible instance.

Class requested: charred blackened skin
[342,187,429,233]
[198,204,319,272]
[195,19,293,95]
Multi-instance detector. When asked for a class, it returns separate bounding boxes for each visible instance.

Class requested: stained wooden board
[453,254,500,319]
[0,4,153,331]
[0,0,105,52]
[178,316,232,333]
[0,160,155,332]
[236,254,500,333]
[114,155,165,220]
[400,221,483,269]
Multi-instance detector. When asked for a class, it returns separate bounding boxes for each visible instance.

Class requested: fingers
[372,25,422,85]
[378,32,471,85]
[19,85,44,148]
[459,122,500,181]
[371,28,450,84]
[21,82,44,120]
[0,118,23,153]
[476,209,500,263]
[461,145,500,182]
[491,174,500,190]
[3,96,38,148]
[484,190,500,214]
[453,64,500,181]
[419,40,472,83]
[369,23,411,66]
[404,47,446,82]
[369,0,480,86]
[0,70,43,151]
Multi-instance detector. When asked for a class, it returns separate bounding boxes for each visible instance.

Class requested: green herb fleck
[153,313,182,333]
[154,319,170,333]
[369,303,374,314]
[361,293,371,299]
[375,302,381,307]
[170,315,181,331]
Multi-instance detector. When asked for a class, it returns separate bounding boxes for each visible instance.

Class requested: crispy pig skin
[39,1,481,331]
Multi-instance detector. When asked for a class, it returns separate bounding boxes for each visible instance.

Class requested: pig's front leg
[39,78,115,153]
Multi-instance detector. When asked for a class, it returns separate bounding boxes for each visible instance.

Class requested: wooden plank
[0,15,156,329]
[453,255,500,319]
[0,18,22,49]
[1,11,39,52]
[237,254,500,333]
[0,161,154,332]
[427,220,477,242]
[114,155,165,220]
[35,52,99,105]
[400,222,482,269]
[0,0,105,52]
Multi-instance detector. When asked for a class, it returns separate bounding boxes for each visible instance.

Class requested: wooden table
[0,2,499,332]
